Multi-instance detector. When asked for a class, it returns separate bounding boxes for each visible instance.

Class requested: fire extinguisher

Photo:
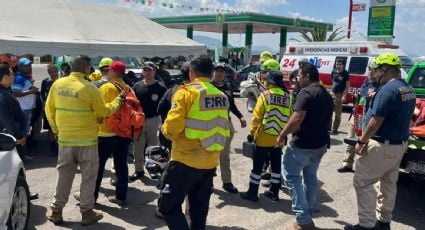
[354,97,365,137]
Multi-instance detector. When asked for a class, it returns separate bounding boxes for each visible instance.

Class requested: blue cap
[17,58,32,66]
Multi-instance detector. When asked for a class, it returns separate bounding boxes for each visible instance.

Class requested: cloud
[288,11,323,22]
[397,0,425,7]
[118,0,289,16]
[234,0,289,13]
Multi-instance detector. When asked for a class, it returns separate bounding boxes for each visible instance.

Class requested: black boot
[376,221,390,230]
[240,182,259,202]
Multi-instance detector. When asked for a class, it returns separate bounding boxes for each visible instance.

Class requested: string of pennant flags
[123,0,247,14]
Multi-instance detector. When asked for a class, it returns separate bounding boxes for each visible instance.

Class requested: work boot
[47,209,63,225]
[376,221,391,230]
[286,221,316,230]
[240,182,259,202]
[261,172,271,180]
[337,166,354,173]
[73,191,80,202]
[344,224,376,230]
[129,171,145,182]
[261,180,271,187]
[107,196,126,206]
[81,209,103,226]
[264,190,279,202]
[30,192,39,200]
[223,183,238,193]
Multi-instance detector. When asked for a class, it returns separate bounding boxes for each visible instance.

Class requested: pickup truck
[401,62,425,179]
[344,62,425,180]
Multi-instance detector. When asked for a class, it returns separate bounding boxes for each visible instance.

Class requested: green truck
[401,62,425,179]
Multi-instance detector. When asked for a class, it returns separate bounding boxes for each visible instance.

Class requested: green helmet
[260,50,273,63]
[99,57,113,69]
[375,53,400,66]
[261,59,280,72]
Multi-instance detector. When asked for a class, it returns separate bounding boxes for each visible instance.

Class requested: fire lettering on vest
[269,94,289,107]
[201,96,228,110]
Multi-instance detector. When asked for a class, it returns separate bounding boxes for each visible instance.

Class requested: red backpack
[107,81,145,140]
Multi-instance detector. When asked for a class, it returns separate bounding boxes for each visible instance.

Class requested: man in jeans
[45,56,123,226]
[11,58,38,158]
[277,64,333,230]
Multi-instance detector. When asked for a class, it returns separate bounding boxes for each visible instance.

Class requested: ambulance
[280,41,415,104]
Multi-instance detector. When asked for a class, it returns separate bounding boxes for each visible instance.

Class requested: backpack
[107,81,145,140]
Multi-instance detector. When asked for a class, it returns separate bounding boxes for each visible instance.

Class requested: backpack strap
[111,81,125,92]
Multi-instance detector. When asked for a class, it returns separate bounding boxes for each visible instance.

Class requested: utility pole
[347,0,353,39]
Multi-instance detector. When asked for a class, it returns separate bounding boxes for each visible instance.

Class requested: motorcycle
[239,72,266,113]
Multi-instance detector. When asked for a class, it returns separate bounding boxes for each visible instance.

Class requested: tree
[291,27,346,42]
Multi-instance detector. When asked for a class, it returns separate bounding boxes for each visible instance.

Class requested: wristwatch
[357,139,367,145]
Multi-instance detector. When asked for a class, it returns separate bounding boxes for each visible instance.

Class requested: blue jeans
[282,144,327,225]
[22,109,33,136]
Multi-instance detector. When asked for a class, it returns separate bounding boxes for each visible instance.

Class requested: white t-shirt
[11,74,36,110]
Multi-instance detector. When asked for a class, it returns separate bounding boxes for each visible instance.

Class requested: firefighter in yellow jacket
[241,70,292,202]
[45,56,123,225]
[158,55,230,230]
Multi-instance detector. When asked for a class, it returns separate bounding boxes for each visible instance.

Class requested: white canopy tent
[0,0,206,57]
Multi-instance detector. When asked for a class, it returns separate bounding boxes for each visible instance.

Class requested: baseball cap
[18,58,32,66]
[109,61,126,74]
[214,62,226,70]
[266,70,284,87]
[143,61,157,70]
[99,57,113,69]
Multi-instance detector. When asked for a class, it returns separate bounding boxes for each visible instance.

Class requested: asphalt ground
[22,65,425,229]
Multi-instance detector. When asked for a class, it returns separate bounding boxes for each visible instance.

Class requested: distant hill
[193,35,279,54]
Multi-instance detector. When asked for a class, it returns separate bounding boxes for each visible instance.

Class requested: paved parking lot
[25,65,425,229]
[24,101,425,229]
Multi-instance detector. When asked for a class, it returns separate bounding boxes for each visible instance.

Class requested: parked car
[0,133,30,230]
[237,64,261,81]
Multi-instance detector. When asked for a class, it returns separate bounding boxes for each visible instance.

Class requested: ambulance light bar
[359,47,368,53]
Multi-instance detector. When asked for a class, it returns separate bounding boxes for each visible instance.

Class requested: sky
[81,0,425,56]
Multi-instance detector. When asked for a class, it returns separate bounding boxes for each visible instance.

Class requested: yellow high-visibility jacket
[161,77,229,169]
[97,79,127,137]
[45,72,121,146]
[249,86,292,147]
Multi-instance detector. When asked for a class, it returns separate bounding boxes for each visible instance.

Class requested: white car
[0,133,30,230]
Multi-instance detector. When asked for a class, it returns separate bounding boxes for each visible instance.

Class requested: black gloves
[247,135,254,143]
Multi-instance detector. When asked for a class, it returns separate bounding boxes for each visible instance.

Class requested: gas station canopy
[151,13,334,64]
[151,13,334,34]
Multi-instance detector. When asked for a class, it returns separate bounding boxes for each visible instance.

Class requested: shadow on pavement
[94,190,166,229]
[28,203,48,229]
[213,188,293,214]
[22,138,58,171]
[314,181,338,219]
[330,138,343,146]
[392,173,425,229]
[54,221,126,230]
[206,225,249,230]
